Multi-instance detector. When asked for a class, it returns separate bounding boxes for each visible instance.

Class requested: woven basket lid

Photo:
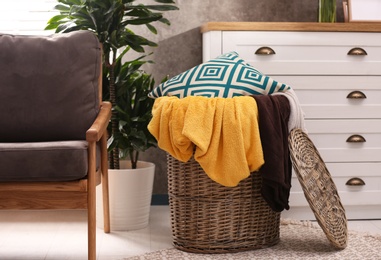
[288,128,348,249]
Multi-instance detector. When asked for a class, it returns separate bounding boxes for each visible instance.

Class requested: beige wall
[137,0,345,194]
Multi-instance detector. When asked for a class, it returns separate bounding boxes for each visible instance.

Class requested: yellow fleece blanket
[148,96,264,187]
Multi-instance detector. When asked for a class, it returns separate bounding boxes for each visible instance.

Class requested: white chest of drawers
[202,22,381,220]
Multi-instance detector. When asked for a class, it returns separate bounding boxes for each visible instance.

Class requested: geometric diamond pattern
[148,51,291,99]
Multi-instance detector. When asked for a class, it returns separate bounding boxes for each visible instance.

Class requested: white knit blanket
[273,88,307,133]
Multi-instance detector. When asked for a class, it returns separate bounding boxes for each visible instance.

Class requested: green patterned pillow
[148,51,290,98]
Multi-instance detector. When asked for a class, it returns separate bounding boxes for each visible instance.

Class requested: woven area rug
[125,220,381,259]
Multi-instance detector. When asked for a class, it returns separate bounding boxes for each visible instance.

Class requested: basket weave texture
[288,128,347,249]
[167,154,281,254]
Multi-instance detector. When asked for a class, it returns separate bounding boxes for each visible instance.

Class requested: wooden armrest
[86,101,112,142]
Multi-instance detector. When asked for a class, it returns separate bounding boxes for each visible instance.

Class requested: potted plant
[46,0,177,230]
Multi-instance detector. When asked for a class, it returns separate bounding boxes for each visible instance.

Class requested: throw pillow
[148,51,290,99]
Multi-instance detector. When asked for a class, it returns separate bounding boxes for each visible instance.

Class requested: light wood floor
[0,206,380,260]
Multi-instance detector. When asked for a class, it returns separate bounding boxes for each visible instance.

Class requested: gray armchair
[0,31,111,260]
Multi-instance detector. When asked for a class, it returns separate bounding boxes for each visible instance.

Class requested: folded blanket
[252,95,292,212]
[148,96,264,187]
[272,88,307,133]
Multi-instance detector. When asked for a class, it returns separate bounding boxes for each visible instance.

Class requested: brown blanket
[252,95,291,212]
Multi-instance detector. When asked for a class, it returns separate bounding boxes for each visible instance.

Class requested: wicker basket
[167,154,281,254]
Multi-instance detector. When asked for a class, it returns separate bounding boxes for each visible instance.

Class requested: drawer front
[304,120,381,162]
[295,89,381,106]
[289,185,381,207]
[306,119,381,134]
[302,105,381,119]
[222,31,381,75]
[289,162,381,207]
[318,147,381,163]
[273,76,381,119]
[308,133,381,149]
[298,89,381,119]
[274,75,381,91]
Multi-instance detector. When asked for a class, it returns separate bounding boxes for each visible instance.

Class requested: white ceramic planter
[96,161,155,231]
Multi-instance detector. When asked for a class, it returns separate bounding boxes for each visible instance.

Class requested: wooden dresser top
[201,22,381,33]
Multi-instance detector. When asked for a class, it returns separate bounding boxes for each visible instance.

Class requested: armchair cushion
[0,31,101,142]
[0,141,100,182]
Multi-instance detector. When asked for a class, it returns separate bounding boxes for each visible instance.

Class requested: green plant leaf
[144,5,179,11]
[54,4,71,12]
[154,0,176,3]
[122,15,163,26]
[146,24,157,34]
[158,17,170,25]
[47,14,68,24]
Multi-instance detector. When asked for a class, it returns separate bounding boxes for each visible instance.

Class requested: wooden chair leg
[88,205,96,260]
[88,142,97,260]
[100,133,110,233]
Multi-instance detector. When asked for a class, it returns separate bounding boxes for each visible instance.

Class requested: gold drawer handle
[346,177,366,186]
[347,47,368,56]
[255,46,276,55]
[346,90,367,99]
[346,134,366,143]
